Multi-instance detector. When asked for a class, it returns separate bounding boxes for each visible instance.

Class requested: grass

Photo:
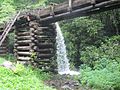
[0,57,56,90]
[0,54,16,62]
[0,57,6,64]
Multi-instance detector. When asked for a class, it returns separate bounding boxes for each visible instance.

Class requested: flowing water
[55,22,79,75]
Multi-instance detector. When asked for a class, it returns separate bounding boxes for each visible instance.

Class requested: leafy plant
[80,36,120,67]
[61,17,103,68]
[79,60,120,90]
[77,36,120,90]
[0,63,55,90]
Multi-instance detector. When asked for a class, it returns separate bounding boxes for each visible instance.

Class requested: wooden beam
[17,57,31,61]
[40,0,120,23]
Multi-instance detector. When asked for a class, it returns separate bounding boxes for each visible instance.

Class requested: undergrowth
[0,60,56,90]
[77,36,120,90]
[79,60,120,90]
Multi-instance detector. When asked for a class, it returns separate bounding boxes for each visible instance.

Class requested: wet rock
[45,74,80,90]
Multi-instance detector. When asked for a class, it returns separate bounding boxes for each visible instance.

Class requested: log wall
[14,26,31,64]
[0,31,8,56]
[14,21,56,69]
[33,23,56,69]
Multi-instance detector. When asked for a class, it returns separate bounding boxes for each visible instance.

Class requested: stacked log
[14,21,56,70]
[14,27,31,64]
[0,26,8,56]
[0,39,8,56]
[32,22,56,69]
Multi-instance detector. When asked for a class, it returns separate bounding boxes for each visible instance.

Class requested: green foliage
[45,0,65,5]
[13,63,25,75]
[0,0,15,23]
[8,33,15,53]
[0,63,55,90]
[92,9,120,36]
[31,52,37,61]
[61,17,103,67]
[0,0,46,23]
[81,36,120,67]
[1,54,16,62]
[76,35,120,90]
[79,60,120,90]
[13,0,46,10]
[0,57,6,64]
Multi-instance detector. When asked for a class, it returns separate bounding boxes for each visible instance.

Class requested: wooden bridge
[0,0,120,69]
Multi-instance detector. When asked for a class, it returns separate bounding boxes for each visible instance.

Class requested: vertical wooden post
[14,26,31,64]
[29,21,37,65]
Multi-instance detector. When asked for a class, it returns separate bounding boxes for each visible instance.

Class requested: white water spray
[55,22,79,75]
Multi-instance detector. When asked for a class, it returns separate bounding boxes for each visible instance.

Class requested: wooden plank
[37,54,54,58]
[16,46,30,50]
[16,32,30,36]
[17,36,31,40]
[17,40,31,44]
[17,57,31,61]
[17,52,31,55]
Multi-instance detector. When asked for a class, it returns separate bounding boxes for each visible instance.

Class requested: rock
[0,61,15,70]
[61,85,73,90]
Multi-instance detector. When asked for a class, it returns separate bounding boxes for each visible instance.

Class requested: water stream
[55,22,79,75]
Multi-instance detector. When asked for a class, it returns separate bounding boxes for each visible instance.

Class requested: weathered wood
[17,52,31,55]
[17,32,30,36]
[34,28,55,33]
[0,37,8,55]
[0,50,7,53]
[34,35,55,39]
[16,46,30,50]
[34,31,55,36]
[36,49,53,54]
[0,54,6,56]
[17,57,31,61]
[37,54,54,58]
[21,0,108,18]
[35,42,53,47]
[0,47,6,49]
[38,35,54,38]
[14,21,56,68]
[17,36,31,40]
[35,59,50,62]
[17,40,31,44]
[40,0,120,23]
[12,0,119,25]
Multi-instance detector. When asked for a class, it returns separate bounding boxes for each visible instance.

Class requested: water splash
[55,22,79,75]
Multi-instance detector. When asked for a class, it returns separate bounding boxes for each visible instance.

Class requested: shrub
[80,36,120,67]
[79,60,120,90]
[78,36,120,90]
[0,64,56,90]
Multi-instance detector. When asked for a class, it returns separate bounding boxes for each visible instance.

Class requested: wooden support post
[68,0,73,12]
[14,26,31,64]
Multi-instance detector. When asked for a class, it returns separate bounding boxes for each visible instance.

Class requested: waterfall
[55,22,79,75]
